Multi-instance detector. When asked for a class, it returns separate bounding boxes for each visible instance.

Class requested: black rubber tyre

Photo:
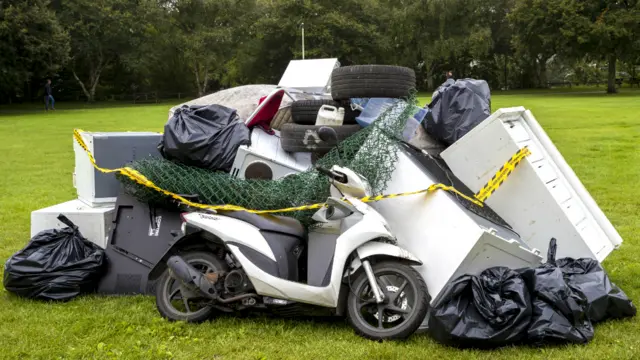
[155,251,227,323]
[280,123,361,153]
[346,261,429,341]
[331,65,416,100]
[291,99,359,125]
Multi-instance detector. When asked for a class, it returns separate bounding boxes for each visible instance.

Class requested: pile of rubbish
[119,65,489,224]
[5,60,634,347]
[118,65,423,224]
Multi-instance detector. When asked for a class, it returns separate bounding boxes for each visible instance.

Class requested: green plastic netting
[117,94,420,226]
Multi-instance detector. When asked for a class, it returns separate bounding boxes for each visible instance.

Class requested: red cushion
[246,89,285,134]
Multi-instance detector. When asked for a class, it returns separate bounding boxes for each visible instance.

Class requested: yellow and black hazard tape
[73,129,529,214]
[473,146,532,202]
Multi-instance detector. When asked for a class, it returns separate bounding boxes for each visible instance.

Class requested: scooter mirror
[326,197,356,217]
[311,206,330,223]
[326,205,350,221]
[312,197,355,223]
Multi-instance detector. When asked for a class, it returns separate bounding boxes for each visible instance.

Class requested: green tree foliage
[568,0,640,93]
[163,0,257,97]
[1,0,639,102]
[231,0,384,86]
[0,0,69,100]
[375,0,493,89]
[59,0,146,101]
[508,0,581,88]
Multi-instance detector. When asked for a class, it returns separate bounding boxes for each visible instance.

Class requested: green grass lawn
[1,90,639,359]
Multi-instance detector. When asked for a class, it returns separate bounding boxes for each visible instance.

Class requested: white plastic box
[31,200,115,249]
[371,147,543,305]
[278,58,340,94]
[230,127,312,180]
[441,107,623,262]
[73,131,162,207]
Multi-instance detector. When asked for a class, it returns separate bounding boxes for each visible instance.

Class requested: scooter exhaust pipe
[166,256,218,299]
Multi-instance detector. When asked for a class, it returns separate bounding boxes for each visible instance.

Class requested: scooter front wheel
[346,261,429,340]
[155,251,226,323]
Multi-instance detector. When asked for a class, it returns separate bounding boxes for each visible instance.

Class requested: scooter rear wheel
[346,261,429,340]
[155,251,226,323]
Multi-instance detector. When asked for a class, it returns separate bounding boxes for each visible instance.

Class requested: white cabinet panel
[504,120,530,142]
[441,107,623,262]
[547,179,572,204]
[531,161,558,184]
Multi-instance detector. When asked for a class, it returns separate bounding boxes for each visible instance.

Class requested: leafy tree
[476,0,514,89]
[378,0,493,90]
[568,58,606,85]
[117,0,193,96]
[165,0,257,97]
[59,0,144,101]
[234,0,385,87]
[573,0,640,93]
[508,0,580,88]
[2,0,639,103]
[0,0,69,100]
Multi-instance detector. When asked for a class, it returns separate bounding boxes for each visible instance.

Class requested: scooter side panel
[229,212,393,308]
[185,213,276,261]
[228,244,339,307]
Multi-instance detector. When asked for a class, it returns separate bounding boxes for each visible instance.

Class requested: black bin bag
[428,267,532,348]
[3,215,105,301]
[424,78,491,145]
[159,104,251,172]
[557,257,636,323]
[520,239,594,344]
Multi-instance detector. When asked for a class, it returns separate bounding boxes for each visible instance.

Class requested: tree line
[1,0,639,103]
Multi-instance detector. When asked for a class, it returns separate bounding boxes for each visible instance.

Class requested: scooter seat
[220,211,307,239]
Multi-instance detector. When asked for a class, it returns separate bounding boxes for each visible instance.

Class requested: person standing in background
[44,79,55,111]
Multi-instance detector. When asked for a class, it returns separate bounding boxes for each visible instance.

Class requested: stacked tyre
[290,100,359,126]
[281,65,416,155]
[281,99,361,154]
[330,65,416,100]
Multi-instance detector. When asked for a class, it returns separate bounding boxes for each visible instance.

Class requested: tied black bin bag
[424,78,491,145]
[159,104,251,172]
[428,267,532,348]
[3,215,105,301]
[520,238,594,344]
[557,257,636,323]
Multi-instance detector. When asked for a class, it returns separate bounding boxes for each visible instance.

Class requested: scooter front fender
[349,242,423,275]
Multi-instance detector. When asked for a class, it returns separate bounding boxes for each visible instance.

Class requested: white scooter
[151,130,429,340]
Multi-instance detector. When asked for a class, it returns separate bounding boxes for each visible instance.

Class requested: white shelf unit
[441,107,622,262]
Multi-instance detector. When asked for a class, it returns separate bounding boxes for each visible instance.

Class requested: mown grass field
[1,89,639,359]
